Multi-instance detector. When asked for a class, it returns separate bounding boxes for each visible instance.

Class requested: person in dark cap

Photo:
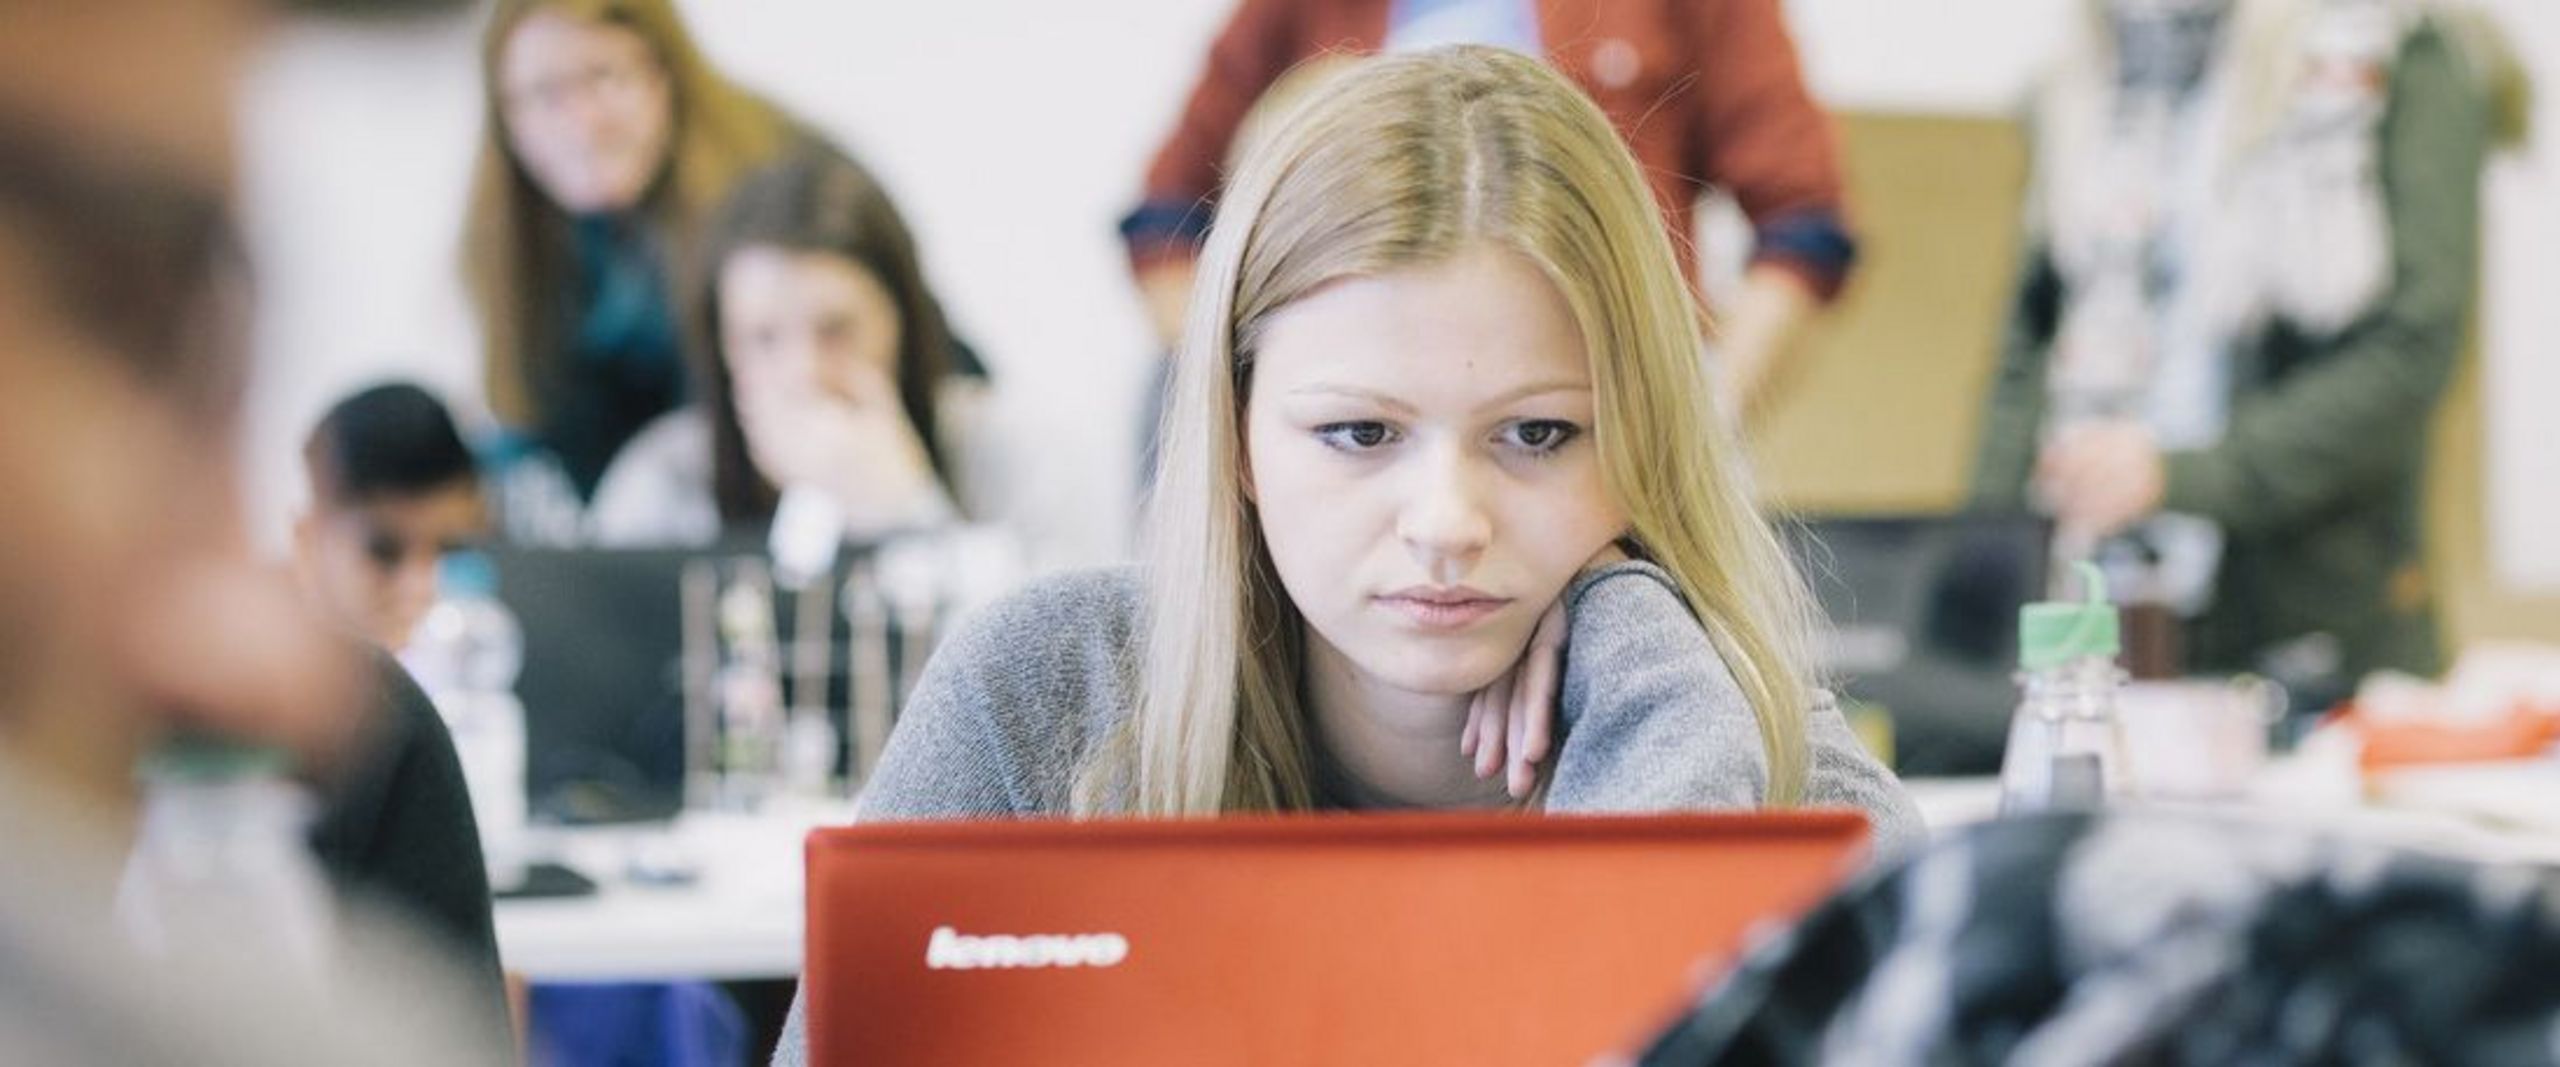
[294,381,491,651]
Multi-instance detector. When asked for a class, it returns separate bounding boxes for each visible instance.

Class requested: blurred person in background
[1971,0,2527,700]
[295,381,491,651]
[0,0,505,1062]
[466,0,992,547]
[589,150,1001,546]
[292,380,506,1024]
[1125,0,1859,434]
[465,0,795,539]
[304,653,509,1046]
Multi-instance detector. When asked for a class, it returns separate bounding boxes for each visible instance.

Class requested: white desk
[1909,751,2560,867]
[493,755,2559,984]
[493,798,858,983]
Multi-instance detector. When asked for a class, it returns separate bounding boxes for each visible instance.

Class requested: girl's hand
[738,364,947,535]
[1460,540,1631,799]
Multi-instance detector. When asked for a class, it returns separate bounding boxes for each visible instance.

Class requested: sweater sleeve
[855,568,1141,821]
[851,621,1039,821]
[2159,26,2482,535]
[1686,0,1858,300]
[585,408,719,548]
[1544,562,1920,854]
[1123,0,1306,271]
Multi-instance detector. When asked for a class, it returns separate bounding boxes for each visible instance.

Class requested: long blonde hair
[1079,46,1819,816]
[462,0,792,428]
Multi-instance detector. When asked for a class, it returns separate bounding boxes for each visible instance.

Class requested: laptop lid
[805,811,1867,1065]
[1783,512,2051,775]
[488,546,698,823]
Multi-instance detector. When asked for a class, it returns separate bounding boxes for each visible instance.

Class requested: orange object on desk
[802,811,1869,1067]
[2338,703,2560,772]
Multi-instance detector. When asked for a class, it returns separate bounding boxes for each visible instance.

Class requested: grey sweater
[774,561,1920,1064]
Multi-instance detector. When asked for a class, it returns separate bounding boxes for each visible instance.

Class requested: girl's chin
[1348,645,1516,699]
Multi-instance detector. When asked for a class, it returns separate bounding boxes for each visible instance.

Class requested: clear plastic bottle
[1998,562,2133,813]
[117,738,336,977]
[404,550,529,887]
[714,561,785,811]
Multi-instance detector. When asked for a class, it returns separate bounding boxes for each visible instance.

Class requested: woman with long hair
[775,46,1914,1059]
[463,0,793,534]
[585,149,991,544]
[841,44,1911,825]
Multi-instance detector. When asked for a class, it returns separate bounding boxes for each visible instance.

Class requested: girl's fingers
[1509,608,1567,798]
[1461,689,1486,760]
[1505,677,1534,798]
[1474,668,1516,780]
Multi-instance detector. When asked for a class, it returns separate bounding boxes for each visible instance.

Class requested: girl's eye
[1502,419,1582,456]
[1314,421,1398,452]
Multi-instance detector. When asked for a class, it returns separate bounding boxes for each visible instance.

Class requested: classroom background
[236,0,2560,654]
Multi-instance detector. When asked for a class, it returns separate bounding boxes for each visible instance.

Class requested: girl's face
[718,244,903,405]
[498,11,673,214]
[1244,245,1627,701]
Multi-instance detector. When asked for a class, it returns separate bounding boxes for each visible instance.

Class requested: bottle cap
[2019,561,2122,671]
[439,549,498,598]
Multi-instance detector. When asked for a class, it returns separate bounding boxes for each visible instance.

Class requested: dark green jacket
[1972,24,2488,680]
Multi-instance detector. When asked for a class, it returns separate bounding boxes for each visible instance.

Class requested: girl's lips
[1373,594,1511,630]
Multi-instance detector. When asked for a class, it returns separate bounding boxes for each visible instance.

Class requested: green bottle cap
[136,733,291,784]
[2019,561,2121,671]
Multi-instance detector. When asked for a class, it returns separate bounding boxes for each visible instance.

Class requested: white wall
[1787,0,2068,114]
[238,0,2556,585]
[2473,0,2560,589]
[239,13,486,534]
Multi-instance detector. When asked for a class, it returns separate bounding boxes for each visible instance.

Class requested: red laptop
[803,811,1869,1065]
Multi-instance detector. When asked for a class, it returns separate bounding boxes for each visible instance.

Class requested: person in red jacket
[1125,0,1857,425]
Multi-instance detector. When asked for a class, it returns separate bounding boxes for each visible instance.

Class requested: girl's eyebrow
[1477,381,1592,408]
[1283,384,1415,416]
[1283,381,1590,415]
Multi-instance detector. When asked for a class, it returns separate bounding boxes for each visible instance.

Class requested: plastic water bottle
[117,737,337,977]
[405,550,529,887]
[714,562,785,811]
[1998,562,2132,813]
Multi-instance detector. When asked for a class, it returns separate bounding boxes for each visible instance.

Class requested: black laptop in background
[487,547,697,823]
[1780,513,2051,776]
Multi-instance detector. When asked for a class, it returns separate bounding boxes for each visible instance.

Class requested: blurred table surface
[1910,747,2560,867]
[496,754,2559,984]
[494,797,858,983]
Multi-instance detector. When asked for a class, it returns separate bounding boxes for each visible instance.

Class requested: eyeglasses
[502,55,663,119]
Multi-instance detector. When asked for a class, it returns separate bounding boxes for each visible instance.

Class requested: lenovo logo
[925,925,1131,970]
